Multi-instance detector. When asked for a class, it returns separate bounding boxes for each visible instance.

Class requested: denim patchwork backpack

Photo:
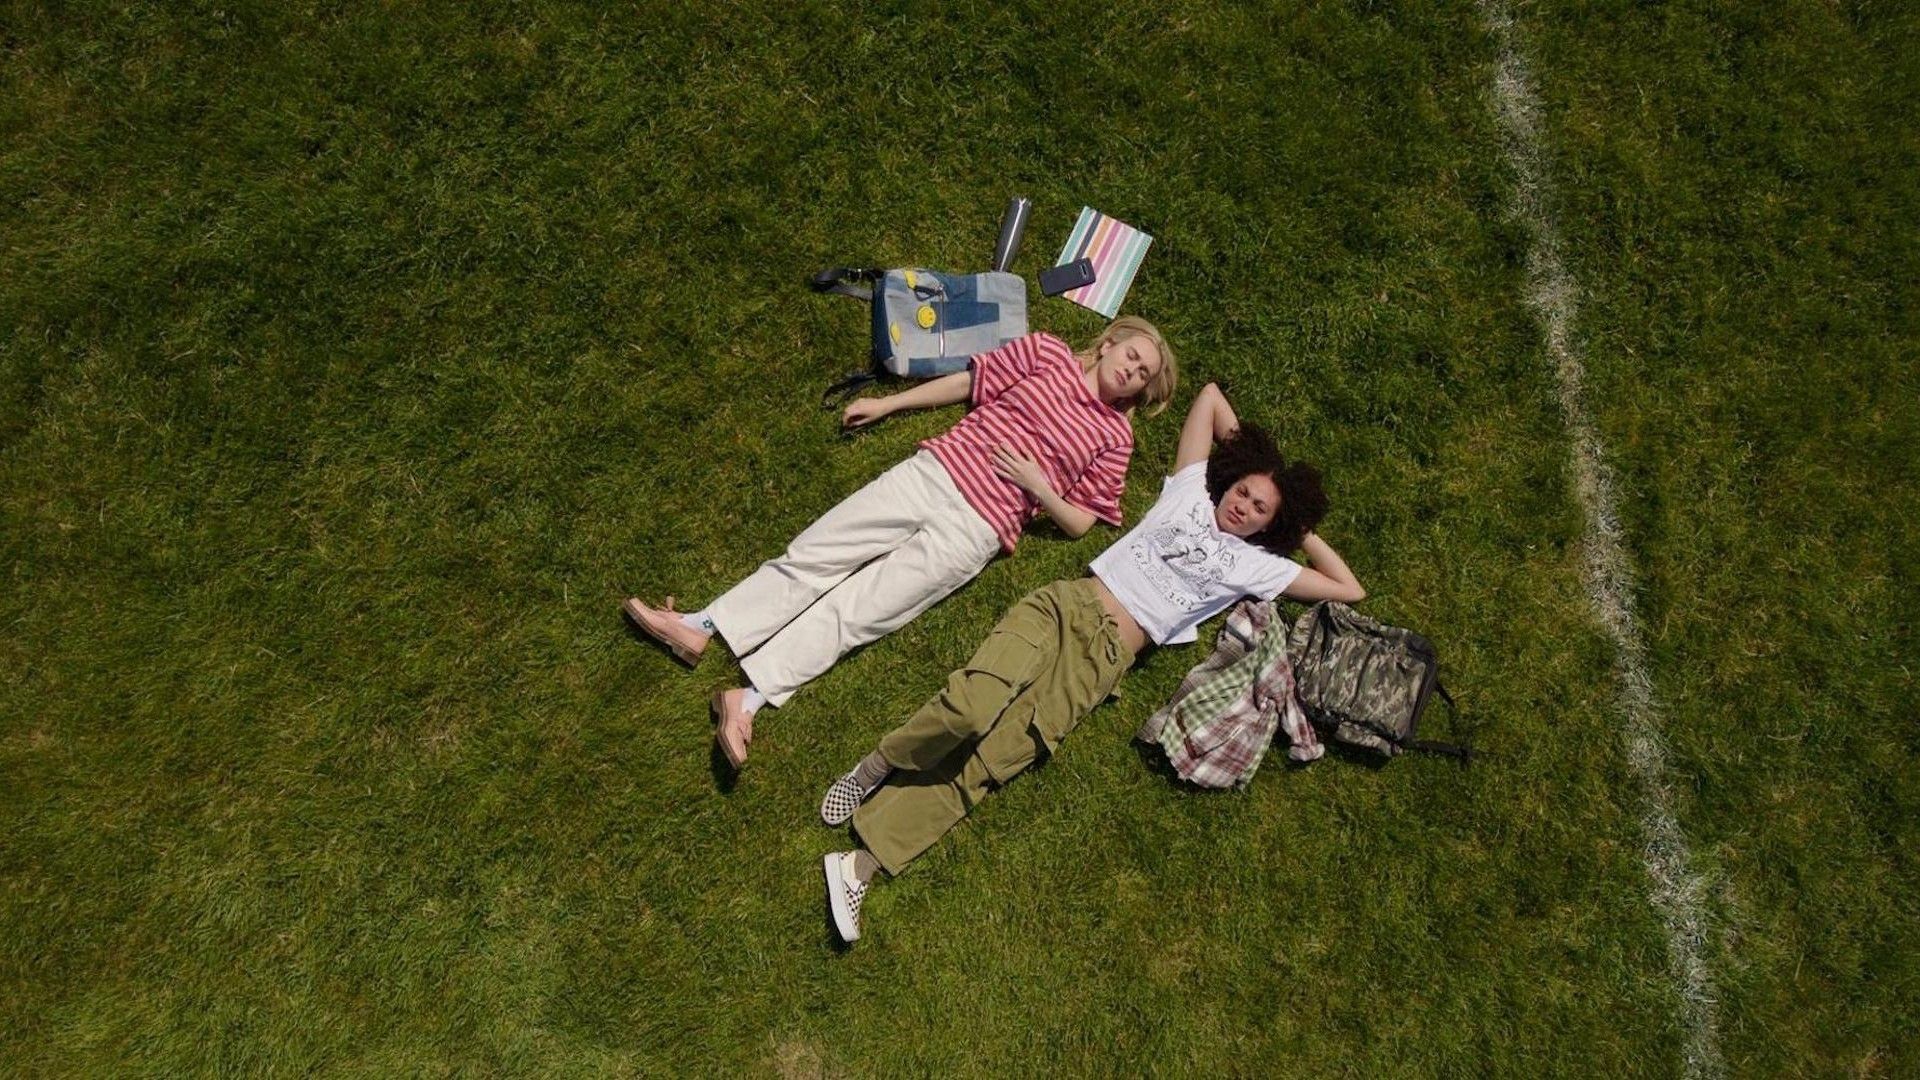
[812,267,1028,401]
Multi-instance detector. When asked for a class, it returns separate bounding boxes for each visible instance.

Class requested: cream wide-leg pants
[706,452,1001,707]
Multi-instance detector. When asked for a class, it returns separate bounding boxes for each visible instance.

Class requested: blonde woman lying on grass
[624,318,1177,769]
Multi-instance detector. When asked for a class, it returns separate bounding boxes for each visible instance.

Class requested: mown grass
[0,0,1909,1074]
[1524,1,1920,1072]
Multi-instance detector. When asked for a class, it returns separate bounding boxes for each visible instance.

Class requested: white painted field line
[1474,2,1726,1075]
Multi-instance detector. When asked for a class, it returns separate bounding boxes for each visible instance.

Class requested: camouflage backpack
[1285,602,1472,762]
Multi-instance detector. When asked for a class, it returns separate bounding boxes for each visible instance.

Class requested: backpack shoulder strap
[1409,681,1473,763]
[809,267,885,301]
[1406,737,1474,762]
[821,370,878,408]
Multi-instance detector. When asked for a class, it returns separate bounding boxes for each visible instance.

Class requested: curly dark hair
[1205,424,1329,556]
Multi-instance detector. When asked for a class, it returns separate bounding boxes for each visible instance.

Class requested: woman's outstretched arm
[842,370,974,429]
[1173,382,1239,471]
[1281,532,1367,604]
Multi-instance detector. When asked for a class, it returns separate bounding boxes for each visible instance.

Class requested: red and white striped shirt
[921,332,1134,553]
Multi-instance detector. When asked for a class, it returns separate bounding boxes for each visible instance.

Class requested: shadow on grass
[1130,734,1392,792]
[822,902,855,955]
[708,739,740,793]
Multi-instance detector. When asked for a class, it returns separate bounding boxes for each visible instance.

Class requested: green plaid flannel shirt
[1136,598,1323,788]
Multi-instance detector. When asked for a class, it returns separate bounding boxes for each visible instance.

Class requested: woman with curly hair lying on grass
[623,318,1177,770]
[816,382,1365,942]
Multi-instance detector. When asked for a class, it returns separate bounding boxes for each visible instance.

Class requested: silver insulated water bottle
[992,196,1032,272]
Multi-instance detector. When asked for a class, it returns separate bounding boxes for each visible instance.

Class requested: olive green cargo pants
[852,578,1135,875]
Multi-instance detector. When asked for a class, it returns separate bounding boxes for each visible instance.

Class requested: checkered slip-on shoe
[823,851,869,943]
[819,766,883,826]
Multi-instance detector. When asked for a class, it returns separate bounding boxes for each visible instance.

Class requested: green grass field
[3,0,1914,1074]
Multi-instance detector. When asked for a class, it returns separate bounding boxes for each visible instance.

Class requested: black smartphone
[1040,257,1097,296]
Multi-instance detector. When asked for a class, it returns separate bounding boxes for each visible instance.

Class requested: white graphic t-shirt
[1089,462,1302,645]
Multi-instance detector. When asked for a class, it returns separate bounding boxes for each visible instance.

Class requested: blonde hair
[1080,315,1179,416]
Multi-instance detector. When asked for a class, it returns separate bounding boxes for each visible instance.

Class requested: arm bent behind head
[1173,382,1239,472]
[1282,532,1366,604]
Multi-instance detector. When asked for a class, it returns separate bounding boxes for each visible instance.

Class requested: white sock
[680,609,715,635]
[741,687,766,714]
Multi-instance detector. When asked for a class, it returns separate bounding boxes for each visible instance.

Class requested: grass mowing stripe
[1475,2,1724,1076]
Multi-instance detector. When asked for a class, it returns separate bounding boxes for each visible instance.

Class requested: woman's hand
[993,444,1095,537]
[1285,532,1366,604]
[842,397,893,430]
[991,444,1053,497]
[847,370,973,426]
